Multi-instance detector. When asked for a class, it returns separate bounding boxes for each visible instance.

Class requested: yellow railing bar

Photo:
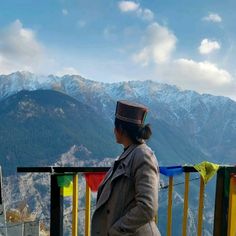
[72,174,79,236]
[167,176,173,236]
[182,172,190,236]
[227,174,236,236]
[197,176,205,236]
[85,182,91,236]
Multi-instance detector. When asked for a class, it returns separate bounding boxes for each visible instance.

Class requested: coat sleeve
[108,149,159,236]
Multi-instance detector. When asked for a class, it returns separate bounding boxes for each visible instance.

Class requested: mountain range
[0,71,235,175]
[1,71,236,235]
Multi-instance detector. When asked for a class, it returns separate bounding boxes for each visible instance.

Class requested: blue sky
[0,0,236,100]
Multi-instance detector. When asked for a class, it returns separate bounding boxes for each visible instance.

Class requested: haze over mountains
[0,71,236,175]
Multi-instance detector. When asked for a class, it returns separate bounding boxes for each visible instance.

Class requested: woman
[91,100,160,236]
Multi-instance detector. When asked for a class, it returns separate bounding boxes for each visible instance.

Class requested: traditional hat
[115,100,148,125]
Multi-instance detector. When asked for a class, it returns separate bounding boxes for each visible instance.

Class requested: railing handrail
[17,166,110,173]
[17,165,236,174]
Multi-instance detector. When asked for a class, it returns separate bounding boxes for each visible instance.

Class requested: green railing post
[213,167,236,235]
[213,168,226,235]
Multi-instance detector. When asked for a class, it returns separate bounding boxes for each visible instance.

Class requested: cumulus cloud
[156,59,236,99]
[0,20,47,74]
[118,1,139,12]
[118,1,154,22]
[137,8,154,21]
[199,39,221,54]
[202,13,222,23]
[133,22,177,65]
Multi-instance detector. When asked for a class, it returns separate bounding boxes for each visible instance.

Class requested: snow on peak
[0,71,234,115]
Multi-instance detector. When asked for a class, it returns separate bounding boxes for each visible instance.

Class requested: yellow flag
[60,181,73,197]
[194,161,220,184]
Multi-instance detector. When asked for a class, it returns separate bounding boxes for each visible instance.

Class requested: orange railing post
[167,176,173,236]
[85,182,91,236]
[197,176,205,236]
[182,172,190,236]
[72,174,79,236]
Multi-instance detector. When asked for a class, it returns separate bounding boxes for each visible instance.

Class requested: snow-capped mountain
[0,71,235,164]
[1,71,235,236]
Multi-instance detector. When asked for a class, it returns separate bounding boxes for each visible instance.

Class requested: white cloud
[0,20,47,74]
[137,8,154,21]
[0,20,84,76]
[62,9,68,16]
[56,67,80,76]
[118,1,139,12]
[199,39,221,54]
[118,1,154,22]
[202,13,222,23]
[133,22,177,65]
[156,59,236,99]
[143,9,154,21]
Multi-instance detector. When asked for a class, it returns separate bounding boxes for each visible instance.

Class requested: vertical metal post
[72,174,79,236]
[167,176,173,236]
[197,176,205,236]
[182,172,190,236]
[50,174,63,236]
[227,174,236,236]
[85,182,91,236]
[213,167,229,235]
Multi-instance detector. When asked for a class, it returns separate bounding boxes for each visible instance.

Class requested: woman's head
[114,100,152,145]
[114,118,152,144]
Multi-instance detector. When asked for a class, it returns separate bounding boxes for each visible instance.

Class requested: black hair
[114,118,152,144]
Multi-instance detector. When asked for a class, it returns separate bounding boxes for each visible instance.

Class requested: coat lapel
[95,144,138,210]
[98,144,138,190]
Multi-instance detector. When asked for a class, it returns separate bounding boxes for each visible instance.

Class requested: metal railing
[162,166,206,236]
[16,165,236,236]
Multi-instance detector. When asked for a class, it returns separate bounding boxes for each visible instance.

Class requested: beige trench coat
[91,143,161,236]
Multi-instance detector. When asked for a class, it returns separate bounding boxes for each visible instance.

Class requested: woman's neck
[122,138,133,149]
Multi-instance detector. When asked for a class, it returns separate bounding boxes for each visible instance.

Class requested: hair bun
[138,124,152,140]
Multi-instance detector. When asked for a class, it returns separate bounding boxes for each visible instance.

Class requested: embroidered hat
[115,100,148,125]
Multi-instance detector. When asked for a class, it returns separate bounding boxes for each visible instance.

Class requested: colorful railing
[17,165,236,236]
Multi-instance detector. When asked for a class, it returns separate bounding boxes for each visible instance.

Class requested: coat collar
[117,143,139,162]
